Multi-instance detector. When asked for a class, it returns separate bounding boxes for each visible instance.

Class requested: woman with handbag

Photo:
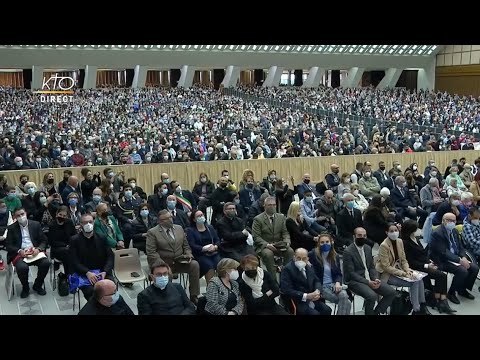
[186,210,221,283]
[376,223,430,315]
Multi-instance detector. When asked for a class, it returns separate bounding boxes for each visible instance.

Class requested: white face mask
[452,200,461,206]
[295,260,306,271]
[83,223,94,233]
[387,231,399,240]
[471,219,480,226]
[229,270,239,281]
[353,190,359,196]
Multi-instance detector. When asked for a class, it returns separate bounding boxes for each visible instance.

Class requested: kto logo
[33,73,76,103]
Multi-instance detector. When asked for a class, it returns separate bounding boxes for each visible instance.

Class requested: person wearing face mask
[342,227,396,315]
[47,206,76,275]
[423,159,437,178]
[94,203,125,250]
[204,258,244,315]
[40,172,59,196]
[171,180,196,214]
[66,193,84,233]
[260,170,278,196]
[165,195,189,229]
[147,184,169,214]
[5,208,51,298]
[58,170,73,196]
[358,167,381,200]
[15,174,30,199]
[376,224,429,315]
[127,177,146,200]
[239,176,262,214]
[349,184,369,213]
[432,193,462,226]
[137,260,195,315]
[79,279,134,315]
[325,164,341,195]
[469,171,480,205]
[238,254,288,315]
[210,176,235,226]
[146,209,200,304]
[115,184,143,249]
[192,173,215,215]
[308,234,351,315]
[336,193,365,254]
[279,248,331,315]
[462,206,480,263]
[299,189,327,235]
[21,182,38,220]
[131,204,157,254]
[70,213,115,301]
[391,176,428,229]
[445,166,467,193]
[185,210,221,283]
[458,192,474,221]
[373,161,389,188]
[459,164,474,189]
[216,202,256,262]
[0,199,14,271]
[430,213,479,304]
[80,168,101,204]
[297,173,319,200]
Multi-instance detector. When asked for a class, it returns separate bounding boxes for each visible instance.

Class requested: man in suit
[216,202,256,262]
[146,209,200,304]
[165,195,189,229]
[390,176,428,228]
[78,279,134,315]
[171,180,197,214]
[430,212,479,304]
[336,193,364,253]
[252,196,294,278]
[61,176,83,207]
[280,248,331,315]
[148,183,168,214]
[342,227,396,315]
[210,176,235,225]
[325,164,341,194]
[5,207,51,298]
[297,173,319,200]
[137,260,196,315]
[373,161,389,188]
[70,213,115,301]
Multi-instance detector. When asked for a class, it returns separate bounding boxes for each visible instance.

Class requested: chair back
[113,248,145,282]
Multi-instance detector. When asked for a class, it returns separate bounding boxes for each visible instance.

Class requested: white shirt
[20,222,33,250]
[355,244,371,281]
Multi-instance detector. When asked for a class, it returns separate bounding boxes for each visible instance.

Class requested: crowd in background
[0,85,478,171]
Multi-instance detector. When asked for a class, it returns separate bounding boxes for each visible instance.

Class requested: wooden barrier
[3,151,478,195]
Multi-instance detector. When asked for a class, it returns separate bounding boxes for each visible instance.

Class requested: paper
[246,234,254,246]
[23,252,47,264]
[448,260,461,266]
[397,270,428,283]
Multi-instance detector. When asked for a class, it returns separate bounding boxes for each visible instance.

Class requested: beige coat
[375,237,411,283]
[146,224,192,268]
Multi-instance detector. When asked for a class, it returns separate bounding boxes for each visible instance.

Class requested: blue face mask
[68,198,78,206]
[140,209,149,218]
[445,222,456,231]
[234,199,240,205]
[167,201,176,210]
[110,291,120,305]
[27,188,36,195]
[155,275,169,289]
[0,207,7,214]
[346,201,355,209]
[93,195,102,203]
[7,193,16,199]
[305,196,313,203]
[163,179,171,184]
[161,189,168,196]
[320,243,331,253]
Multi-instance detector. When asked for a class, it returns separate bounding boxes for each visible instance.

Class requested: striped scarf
[175,193,192,212]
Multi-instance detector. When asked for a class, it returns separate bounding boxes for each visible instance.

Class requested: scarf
[241,267,264,299]
[175,193,192,212]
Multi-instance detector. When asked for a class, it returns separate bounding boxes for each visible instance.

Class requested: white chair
[113,248,148,288]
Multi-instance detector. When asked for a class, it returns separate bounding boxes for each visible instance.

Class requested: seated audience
[78,279,134,315]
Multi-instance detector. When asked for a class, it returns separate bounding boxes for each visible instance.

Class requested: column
[331,70,340,88]
[83,65,98,89]
[31,66,44,90]
[262,66,284,87]
[177,65,196,88]
[132,65,148,88]
[302,67,325,88]
[417,59,435,91]
[376,68,404,89]
[340,67,365,88]
[294,69,303,86]
[221,66,240,88]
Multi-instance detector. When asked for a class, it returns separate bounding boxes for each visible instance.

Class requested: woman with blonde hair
[308,233,351,315]
[337,172,351,198]
[238,169,256,191]
[39,172,58,196]
[286,201,318,251]
[205,258,244,315]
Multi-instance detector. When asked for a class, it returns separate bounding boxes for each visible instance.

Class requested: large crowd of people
[1,83,480,315]
[0,85,478,172]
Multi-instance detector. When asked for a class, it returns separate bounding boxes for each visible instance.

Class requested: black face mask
[246,184,254,189]
[245,269,257,279]
[304,179,310,185]
[220,183,227,188]
[57,217,65,224]
[63,177,69,182]
[48,179,54,184]
[354,237,366,247]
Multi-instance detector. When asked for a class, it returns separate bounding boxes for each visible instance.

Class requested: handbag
[68,269,101,294]
[390,290,412,315]
[57,272,69,297]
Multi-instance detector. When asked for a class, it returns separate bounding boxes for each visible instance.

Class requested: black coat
[5,220,48,264]
[78,296,134,315]
[238,270,280,315]
[69,233,114,276]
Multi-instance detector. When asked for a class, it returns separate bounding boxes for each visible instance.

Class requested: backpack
[57,272,69,297]
[390,290,412,315]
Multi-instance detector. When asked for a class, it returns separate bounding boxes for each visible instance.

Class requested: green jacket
[94,215,124,248]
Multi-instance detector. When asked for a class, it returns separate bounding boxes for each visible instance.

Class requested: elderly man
[297,173,319,200]
[280,248,332,315]
[325,164,341,194]
[137,260,196,315]
[146,209,200,304]
[165,195,189,229]
[335,193,364,253]
[252,196,294,278]
[78,279,134,315]
[420,178,444,214]
[358,168,381,199]
[316,189,340,234]
[390,176,428,228]
[430,212,479,304]
[61,175,82,206]
[342,227,396,315]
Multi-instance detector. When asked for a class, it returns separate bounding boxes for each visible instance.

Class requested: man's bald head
[294,248,308,262]
[94,279,117,307]
[442,212,457,224]
[331,164,339,173]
